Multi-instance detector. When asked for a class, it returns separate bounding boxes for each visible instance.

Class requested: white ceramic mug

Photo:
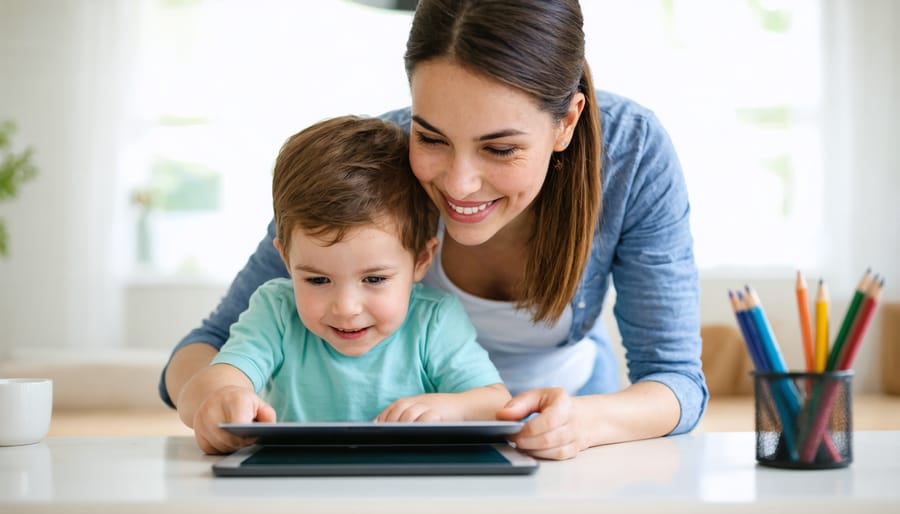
[0,378,53,446]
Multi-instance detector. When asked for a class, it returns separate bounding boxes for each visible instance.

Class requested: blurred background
[0,0,897,407]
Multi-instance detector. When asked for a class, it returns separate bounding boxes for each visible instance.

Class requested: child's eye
[363,276,387,285]
[305,277,330,285]
[415,132,444,146]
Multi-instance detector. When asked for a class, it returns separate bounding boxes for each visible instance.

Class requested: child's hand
[192,385,276,454]
[374,393,462,422]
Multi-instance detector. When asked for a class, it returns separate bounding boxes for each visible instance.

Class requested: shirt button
[577,301,586,309]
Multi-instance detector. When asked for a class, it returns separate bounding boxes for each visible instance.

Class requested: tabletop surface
[2,431,899,513]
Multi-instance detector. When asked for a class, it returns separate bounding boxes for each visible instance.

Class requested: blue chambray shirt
[159,90,708,435]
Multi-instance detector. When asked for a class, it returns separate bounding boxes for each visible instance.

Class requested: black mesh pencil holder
[752,371,853,469]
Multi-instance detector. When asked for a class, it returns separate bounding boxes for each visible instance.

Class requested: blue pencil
[729,290,766,371]
[743,285,801,461]
[743,286,791,375]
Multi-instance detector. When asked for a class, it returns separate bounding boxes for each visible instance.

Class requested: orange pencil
[795,271,815,372]
[814,279,830,372]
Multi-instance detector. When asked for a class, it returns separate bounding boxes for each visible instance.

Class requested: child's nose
[331,287,362,317]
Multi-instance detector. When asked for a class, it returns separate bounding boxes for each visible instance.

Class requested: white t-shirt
[422,234,596,396]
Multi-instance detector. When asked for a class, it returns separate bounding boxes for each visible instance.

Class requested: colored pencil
[798,275,884,463]
[795,271,815,372]
[826,269,871,371]
[743,286,800,459]
[814,279,830,372]
[837,277,883,371]
[729,290,766,371]
[744,286,791,375]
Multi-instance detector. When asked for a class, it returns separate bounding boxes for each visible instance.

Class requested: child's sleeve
[210,281,288,393]
[422,296,504,393]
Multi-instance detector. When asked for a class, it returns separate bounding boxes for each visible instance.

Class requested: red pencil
[837,277,884,370]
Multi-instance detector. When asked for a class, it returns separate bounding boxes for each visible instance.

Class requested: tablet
[218,420,525,445]
[212,421,538,476]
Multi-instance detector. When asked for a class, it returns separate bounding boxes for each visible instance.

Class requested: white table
[2,432,899,513]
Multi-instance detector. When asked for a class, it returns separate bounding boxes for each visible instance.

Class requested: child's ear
[273,238,290,270]
[412,237,439,282]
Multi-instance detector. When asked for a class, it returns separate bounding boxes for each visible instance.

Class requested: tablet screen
[243,444,510,466]
[213,442,538,476]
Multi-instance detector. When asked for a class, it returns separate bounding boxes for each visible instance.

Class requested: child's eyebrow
[293,264,396,274]
[358,266,396,275]
[293,264,324,274]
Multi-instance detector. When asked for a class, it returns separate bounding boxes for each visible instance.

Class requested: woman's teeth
[447,200,492,215]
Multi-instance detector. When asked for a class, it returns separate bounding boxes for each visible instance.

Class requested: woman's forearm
[579,381,680,447]
[164,343,218,409]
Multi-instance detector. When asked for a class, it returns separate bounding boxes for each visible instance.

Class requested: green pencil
[825,269,871,371]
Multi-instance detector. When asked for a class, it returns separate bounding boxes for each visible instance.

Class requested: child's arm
[177,363,276,454]
[374,383,511,422]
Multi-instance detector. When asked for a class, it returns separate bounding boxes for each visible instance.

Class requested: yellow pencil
[814,279,830,372]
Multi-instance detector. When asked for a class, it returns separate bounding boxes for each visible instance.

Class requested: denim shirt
[159,90,708,435]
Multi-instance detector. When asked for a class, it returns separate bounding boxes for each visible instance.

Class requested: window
[122,0,414,279]
[581,0,823,270]
[123,0,825,280]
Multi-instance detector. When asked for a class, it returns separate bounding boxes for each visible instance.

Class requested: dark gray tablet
[212,421,538,476]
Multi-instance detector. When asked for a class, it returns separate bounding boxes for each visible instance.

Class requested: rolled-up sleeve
[609,110,708,434]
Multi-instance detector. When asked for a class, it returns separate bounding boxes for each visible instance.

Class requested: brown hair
[272,115,438,261]
[404,0,602,323]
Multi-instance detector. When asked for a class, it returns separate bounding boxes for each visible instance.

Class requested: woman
[161,0,707,460]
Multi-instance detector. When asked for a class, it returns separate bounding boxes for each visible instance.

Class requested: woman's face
[408,59,574,247]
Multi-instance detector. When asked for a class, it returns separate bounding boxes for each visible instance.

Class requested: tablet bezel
[219,420,525,445]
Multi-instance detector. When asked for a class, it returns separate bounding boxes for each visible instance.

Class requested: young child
[176,116,510,454]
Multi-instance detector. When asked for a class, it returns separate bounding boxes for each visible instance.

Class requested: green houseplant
[0,120,38,257]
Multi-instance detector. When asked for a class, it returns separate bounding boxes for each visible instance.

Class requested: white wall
[1,0,897,395]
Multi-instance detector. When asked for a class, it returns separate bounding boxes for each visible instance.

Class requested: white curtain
[0,0,139,355]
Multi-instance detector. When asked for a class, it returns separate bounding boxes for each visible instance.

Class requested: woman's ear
[554,91,585,152]
[412,237,439,282]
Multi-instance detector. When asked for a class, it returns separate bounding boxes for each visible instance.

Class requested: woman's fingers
[497,388,582,460]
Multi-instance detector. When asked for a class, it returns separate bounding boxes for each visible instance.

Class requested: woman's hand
[495,387,589,460]
[191,386,276,455]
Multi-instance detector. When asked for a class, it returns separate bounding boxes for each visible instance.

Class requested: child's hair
[272,115,438,259]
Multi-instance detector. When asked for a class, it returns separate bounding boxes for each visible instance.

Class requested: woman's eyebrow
[412,115,444,136]
[412,115,527,141]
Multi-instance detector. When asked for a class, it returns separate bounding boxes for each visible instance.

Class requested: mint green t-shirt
[211,278,502,421]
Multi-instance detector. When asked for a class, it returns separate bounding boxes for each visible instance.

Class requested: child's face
[277,224,436,357]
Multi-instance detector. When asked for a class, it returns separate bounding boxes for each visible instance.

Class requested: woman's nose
[443,155,482,199]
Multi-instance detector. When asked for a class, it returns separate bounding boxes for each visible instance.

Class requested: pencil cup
[753,371,853,469]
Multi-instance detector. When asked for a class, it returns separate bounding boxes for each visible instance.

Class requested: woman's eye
[415,132,444,146]
[363,276,387,284]
[305,277,330,285]
[486,146,517,157]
